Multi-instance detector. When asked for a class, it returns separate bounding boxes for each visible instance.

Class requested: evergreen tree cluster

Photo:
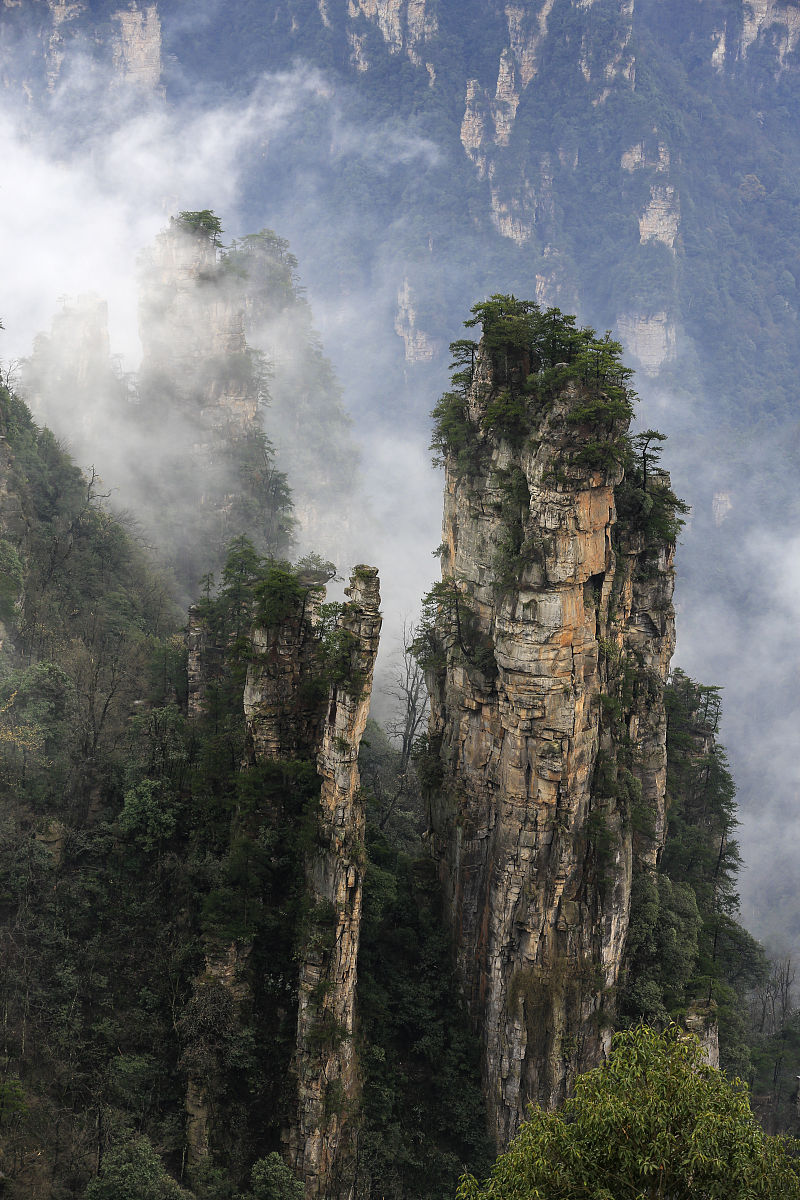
[622,669,769,1080]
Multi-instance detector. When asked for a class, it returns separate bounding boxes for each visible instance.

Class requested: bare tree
[0,359,20,390]
[364,620,430,832]
[385,618,429,775]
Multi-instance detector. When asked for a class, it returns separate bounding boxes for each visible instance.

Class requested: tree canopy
[175,210,224,244]
[457,1025,800,1200]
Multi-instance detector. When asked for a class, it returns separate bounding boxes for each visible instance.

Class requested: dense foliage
[431,296,635,476]
[431,297,688,553]
[0,383,193,1195]
[356,828,494,1199]
[621,670,767,1078]
[0,383,329,1195]
[457,1025,800,1200]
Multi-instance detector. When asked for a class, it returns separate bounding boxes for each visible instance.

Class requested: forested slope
[0,379,491,1199]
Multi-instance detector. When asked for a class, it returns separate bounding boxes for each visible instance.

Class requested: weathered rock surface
[639,185,680,250]
[284,567,381,1199]
[426,342,675,1146]
[347,0,437,68]
[112,3,163,94]
[185,566,381,1198]
[616,312,677,375]
[395,277,436,362]
[683,999,720,1069]
[243,566,381,1198]
[460,0,635,238]
[740,0,800,65]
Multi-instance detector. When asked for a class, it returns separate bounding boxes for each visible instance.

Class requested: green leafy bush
[458,1025,800,1200]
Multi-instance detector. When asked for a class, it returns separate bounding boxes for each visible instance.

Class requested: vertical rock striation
[459,0,635,242]
[285,567,381,1198]
[395,277,436,362]
[423,303,676,1146]
[616,312,677,375]
[185,564,381,1198]
[243,565,382,1198]
[112,3,164,94]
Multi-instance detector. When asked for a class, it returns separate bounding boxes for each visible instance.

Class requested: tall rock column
[289,567,381,1198]
[184,563,380,1197]
[136,214,293,596]
[244,566,382,1198]
[423,305,676,1146]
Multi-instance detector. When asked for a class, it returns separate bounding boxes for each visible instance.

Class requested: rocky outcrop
[621,141,681,254]
[243,566,382,1199]
[346,0,437,70]
[285,567,381,1199]
[712,490,732,526]
[683,999,720,1069]
[424,321,675,1146]
[740,0,800,66]
[26,0,163,94]
[639,185,680,249]
[711,25,727,71]
[460,0,556,178]
[44,0,86,91]
[112,3,164,94]
[185,565,381,1198]
[583,0,635,102]
[395,278,436,362]
[460,0,635,241]
[621,140,671,174]
[616,312,677,374]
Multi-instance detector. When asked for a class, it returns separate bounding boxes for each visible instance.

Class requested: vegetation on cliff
[621,671,767,1076]
[0,382,491,1199]
[431,297,687,546]
[0,381,328,1194]
[420,294,686,675]
[431,295,635,475]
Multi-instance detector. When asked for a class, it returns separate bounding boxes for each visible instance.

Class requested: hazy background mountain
[3,0,800,950]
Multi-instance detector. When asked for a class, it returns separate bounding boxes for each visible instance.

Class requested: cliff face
[112,3,164,94]
[345,0,437,72]
[424,320,675,1145]
[245,566,382,1199]
[282,569,381,1198]
[138,220,260,433]
[187,564,381,1199]
[395,277,436,363]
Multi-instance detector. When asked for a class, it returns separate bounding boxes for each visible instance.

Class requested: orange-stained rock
[426,343,675,1147]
